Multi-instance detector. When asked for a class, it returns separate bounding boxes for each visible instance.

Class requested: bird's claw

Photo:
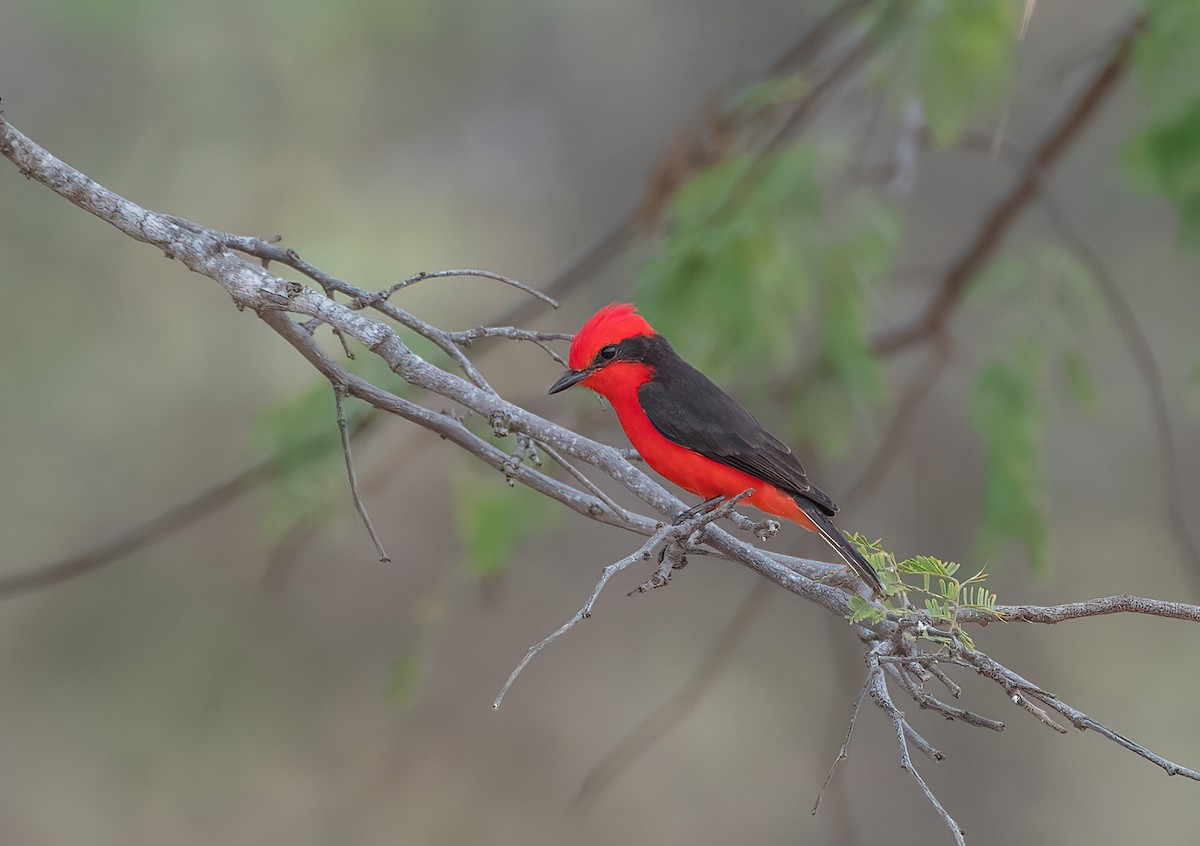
[672,495,725,526]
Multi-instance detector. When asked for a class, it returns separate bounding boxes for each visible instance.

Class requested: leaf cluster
[844,534,1001,650]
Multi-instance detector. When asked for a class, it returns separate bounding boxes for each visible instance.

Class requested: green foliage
[790,202,898,455]
[638,141,899,454]
[844,534,1001,650]
[454,459,558,578]
[970,353,1048,572]
[638,146,825,381]
[874,0,1018,145]
[1126,0,1200,241]
[964,248,1104,571]
[1126,103,1200,241]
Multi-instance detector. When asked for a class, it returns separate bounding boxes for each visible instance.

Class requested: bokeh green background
[2,1,1198,843]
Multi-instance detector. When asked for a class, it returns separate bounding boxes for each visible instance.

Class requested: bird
[548,302,885,598]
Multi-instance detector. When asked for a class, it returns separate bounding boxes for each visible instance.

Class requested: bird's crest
[568,303,656,370]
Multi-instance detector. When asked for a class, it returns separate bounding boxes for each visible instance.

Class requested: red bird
[549,303,884,597]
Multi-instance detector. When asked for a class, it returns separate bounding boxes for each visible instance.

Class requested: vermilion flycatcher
[549,302,884,597]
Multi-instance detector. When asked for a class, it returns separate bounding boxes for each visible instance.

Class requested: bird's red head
[548,303,657,397]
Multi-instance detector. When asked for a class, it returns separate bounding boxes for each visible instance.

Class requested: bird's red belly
[610,392,817,532]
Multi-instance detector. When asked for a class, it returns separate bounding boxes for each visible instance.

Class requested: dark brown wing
[637,353,837,517]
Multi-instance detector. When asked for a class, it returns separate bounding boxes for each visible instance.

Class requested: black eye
[598,344,618,361]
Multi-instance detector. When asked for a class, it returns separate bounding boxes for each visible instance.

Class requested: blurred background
[2,0,1199,843]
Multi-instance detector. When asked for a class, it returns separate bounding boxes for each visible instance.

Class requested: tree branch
[333,386,390,563]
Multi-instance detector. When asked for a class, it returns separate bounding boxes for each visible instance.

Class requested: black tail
[795,500,885,598]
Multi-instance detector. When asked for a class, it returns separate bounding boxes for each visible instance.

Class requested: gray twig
[812,677,871,816]
[334,386,390,563]
[867,650,964,846]
[535,440,627,520]
[449,325,573,366]
[493,492,752,710]
[373,269,559,309]
[886,664,1005,731]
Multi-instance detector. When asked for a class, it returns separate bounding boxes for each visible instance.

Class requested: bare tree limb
[970,594,1200,625]
[372,268,559,308]
[493,491,755,711]
[333,386,390,563]
[867,646,964,846]
[812,673,871,816]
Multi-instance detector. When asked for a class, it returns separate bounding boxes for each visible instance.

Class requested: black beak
[548,369,592,394]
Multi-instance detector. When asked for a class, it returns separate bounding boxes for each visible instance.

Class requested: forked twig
[812,676,871,815]
[493,492,753,710]
[867,650,964,846]
[374,268,559,308]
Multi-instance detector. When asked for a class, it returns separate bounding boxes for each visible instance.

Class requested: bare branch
[812,675,871,816]
[534,440,628,521]
[493,492,755,710]
[965,594,1200,626]
[333,386,390,563]
[866,649,964,846]
[885,664,1005,731]
[962,650,1200,781]
[492,526,669,711]
[373,268,558,309]
[448,325,573,366]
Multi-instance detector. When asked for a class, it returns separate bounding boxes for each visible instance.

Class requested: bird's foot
[673,495,725,526]
[727,511,779,541]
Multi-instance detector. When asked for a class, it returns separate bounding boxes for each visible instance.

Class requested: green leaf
[1126,100,1200,242]
[970,353,1049,571]
[898,554,958,577]
[1126,0,1200,241]
[846,594,887,625]
[639,146,825,383]
[454,461,558,578]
